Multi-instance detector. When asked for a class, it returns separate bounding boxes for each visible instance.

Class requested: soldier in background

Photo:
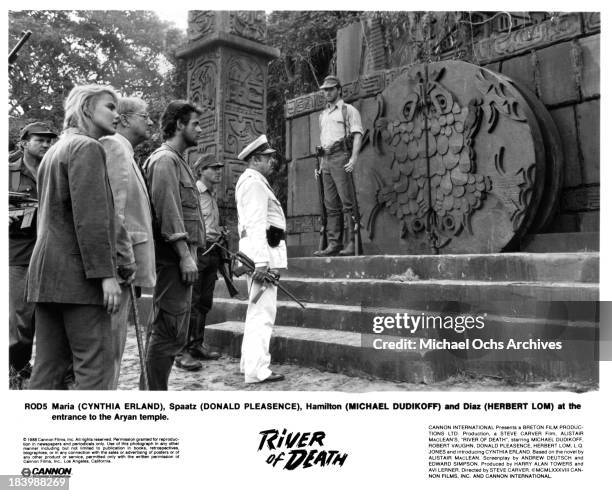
[175,154,224,371]
[8,122,57,388]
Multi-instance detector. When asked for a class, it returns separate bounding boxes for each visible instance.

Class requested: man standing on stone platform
[142,101,206,390]
[101,96,156,388]
[235,135,286,384]
[175,153,223,371]
[9,122,57,388]
[313,75,363,257]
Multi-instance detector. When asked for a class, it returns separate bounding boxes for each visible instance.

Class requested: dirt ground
[117,327,595,393]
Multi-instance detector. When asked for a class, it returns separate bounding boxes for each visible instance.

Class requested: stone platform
[201,252,599,384]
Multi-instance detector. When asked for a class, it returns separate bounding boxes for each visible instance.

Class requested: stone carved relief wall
[285,13,597,252]
[188,53,219,158]
[584,12,601,33]
[187,11,216,42]
[222,54,267,203]
[286,60,559,254]
[285,13,598,120]
[229,11,266,42]
[224,55,266,155]
[473,14,583,63]
[180,10,277,228]
[365,61,550,253]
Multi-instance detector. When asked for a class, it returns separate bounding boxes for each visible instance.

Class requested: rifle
[216,234,240,298]
[212,242,306,309]
[129,284,149,390]
[9,191,38,229]
[314,146,328,252]
[341,105,363,256]
[9,31,32,68]
[346,171,363,255]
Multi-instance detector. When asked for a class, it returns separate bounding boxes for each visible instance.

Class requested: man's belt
[318,139,347,156]
[239,227,286,248]
[266,226,285,247]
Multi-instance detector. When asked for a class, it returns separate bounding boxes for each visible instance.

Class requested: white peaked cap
[237,135,276,161]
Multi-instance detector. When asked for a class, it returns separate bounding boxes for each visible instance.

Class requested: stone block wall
[495,25,600,233]
[284,13,600,254]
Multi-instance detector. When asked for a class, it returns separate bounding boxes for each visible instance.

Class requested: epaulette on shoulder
[9,160,21,172]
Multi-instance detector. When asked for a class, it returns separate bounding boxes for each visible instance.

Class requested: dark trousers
[143,255,192,390]
[321,150,353,245]
[185,245,220,351]
[28,303,113,390]
[9,265,35,371]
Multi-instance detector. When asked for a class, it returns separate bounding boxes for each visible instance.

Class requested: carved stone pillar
[176,11,280,229]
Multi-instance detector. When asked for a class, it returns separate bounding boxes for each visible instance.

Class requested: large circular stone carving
[360,60,558,254]
[496,74,564,234]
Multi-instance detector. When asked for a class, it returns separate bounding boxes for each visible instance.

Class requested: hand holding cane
[129,284,149,390]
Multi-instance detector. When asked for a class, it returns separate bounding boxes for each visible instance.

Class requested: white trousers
[241,276,278,383]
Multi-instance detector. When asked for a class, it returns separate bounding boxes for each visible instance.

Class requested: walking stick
[129,284,149,390]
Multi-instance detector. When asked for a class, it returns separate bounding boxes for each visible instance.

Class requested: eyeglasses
[124,112,150,120]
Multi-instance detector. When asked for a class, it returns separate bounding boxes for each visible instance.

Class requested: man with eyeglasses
[101,96,156,388]
[9,122,57,389]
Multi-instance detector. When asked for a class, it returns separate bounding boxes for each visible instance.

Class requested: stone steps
[203,320,598,383]
[284,253,599,282]
[135,252,600,384]
[204,321,445,383]
[208,297,598,337]
[214,278,598,321]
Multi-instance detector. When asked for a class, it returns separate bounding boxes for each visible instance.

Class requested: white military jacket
[235,168,287,269]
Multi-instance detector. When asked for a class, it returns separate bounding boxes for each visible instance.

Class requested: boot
[339,240,355,256]
[313,241,342,257]
[190,344,221,360]
[175,352,203,371]
[339,213,356,256]
[313,213,343,256]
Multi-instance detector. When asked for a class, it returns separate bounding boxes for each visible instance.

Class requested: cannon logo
[22,467,72,476]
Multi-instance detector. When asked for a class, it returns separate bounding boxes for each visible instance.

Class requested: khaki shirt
[319,99,363,148]
[197,180,221,243]
[143,144,205,249]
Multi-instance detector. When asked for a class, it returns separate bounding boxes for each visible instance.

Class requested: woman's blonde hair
[63,84,118,133]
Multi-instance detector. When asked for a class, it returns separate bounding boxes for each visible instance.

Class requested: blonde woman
[28,84,125,390]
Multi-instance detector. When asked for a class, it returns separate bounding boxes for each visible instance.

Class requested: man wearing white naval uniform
[235,135,287,384]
